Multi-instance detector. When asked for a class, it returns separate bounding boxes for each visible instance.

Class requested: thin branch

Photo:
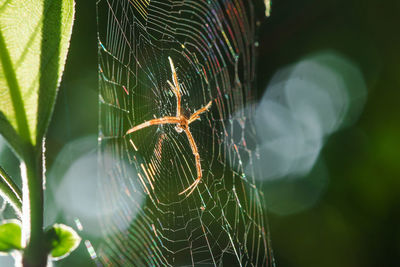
[0,165,22,216]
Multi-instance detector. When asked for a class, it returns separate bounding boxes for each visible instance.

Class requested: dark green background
[2,0,399,266]
[53,0,400,266]
[257,1,400,267]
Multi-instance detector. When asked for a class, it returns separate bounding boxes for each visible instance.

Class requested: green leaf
[0,219,22,253]
[0,0,75,157]
[47,224,81,261]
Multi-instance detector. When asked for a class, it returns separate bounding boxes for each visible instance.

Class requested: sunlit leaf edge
[48,223,81,261]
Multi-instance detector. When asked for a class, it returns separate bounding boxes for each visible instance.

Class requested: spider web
[96,0,274,266]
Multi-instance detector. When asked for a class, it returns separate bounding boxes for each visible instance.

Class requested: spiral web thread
[97,0,274,265]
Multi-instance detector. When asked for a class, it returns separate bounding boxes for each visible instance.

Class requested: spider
[126,57,212,197]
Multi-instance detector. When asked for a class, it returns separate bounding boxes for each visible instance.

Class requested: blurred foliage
[259,1,400,267]
[1,0,398,266]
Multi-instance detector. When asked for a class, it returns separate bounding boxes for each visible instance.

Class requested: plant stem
[21,144,47,267]
[0,165,22,216]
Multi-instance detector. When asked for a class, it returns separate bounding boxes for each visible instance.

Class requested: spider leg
[167,80,181,118]
[126,116,180,135]
[179,178,201,197]
[188,100,212,124]
[179,128,203,196]
[168,57,182,117]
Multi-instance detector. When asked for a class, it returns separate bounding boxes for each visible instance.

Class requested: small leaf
[47,224,81,261]
[0,219,22,253]
[0,0,75,157]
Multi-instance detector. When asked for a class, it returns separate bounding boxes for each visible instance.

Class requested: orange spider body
[175,115,188,132]
[126,57,212,197]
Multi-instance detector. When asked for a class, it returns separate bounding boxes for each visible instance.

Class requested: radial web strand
[96,0,274,265]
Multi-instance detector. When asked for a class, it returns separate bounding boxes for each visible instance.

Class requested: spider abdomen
[175,115,189,133]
